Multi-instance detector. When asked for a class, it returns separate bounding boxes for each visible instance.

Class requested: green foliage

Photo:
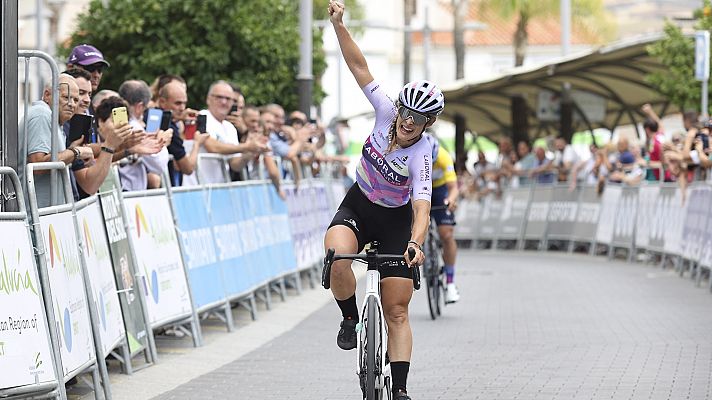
[647,0,711,112]
[61,0,351,111]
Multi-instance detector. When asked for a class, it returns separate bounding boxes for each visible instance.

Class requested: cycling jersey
[431,145,456,188]
[356,80,432,208]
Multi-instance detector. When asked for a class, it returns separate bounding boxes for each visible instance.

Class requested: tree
[647,0,712,113]
[62,0,343,111]
[478,0,613,67]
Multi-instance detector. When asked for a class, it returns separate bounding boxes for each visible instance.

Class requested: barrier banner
[123,195,193,326]
[571,186,601,242]
[611,186,639,249]
[240,184,272,286]
[313,182,332,264]
[38,213,95,377]
[699,192,712,268]
[76,199,125,357]
[524,186,553,239]
[98,174,148,354]
[0,221,55,388]
[267,185,297,274]
[595,185,621,245]
[648,186,675,252]
[663,188,687,256]
[477,196,503,240]
[635,186,660,251]
[498,188,529,239]
[680,186,711,262]
[546,185,579,240]
[454,198,480,241]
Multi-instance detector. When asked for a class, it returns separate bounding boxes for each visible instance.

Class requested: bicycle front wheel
[361,296,380,400]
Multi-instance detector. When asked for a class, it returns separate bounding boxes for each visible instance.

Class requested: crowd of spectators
[459,104,712,201]
[18,44,348,207]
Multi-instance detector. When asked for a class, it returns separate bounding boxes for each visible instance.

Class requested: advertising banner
[524,186,553,239]
[648,186,675,252]
[477,196,503,240]
[38,213,95,377]
[454,199,481,241]
[570,186,601,242]
[595,185,621,245]
[123,195,193,326]
[680,186,711,262]
[635,186,660,250]
[0,221,55,388]
[663,188,687,256]
[76,200,125,357]
[98,173,148,355]
[546,185,579,240]
[171,189,226,309]
[611,186,639,249]
[498,188,529,239]
[268,184,297,274]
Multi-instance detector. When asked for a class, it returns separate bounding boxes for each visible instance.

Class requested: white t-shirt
[203,109,239,145]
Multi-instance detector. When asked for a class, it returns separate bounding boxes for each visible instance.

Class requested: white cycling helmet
[398,80,445,116]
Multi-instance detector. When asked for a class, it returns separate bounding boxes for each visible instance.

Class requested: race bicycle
[322,242,420,400]
[423,210,447,320]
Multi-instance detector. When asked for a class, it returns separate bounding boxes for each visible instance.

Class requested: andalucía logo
[48,225,61,269]
[135,204,150,238]
[0,250,38,295]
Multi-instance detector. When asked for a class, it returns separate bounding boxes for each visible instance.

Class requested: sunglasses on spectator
[82,63,106,73]
[210,94,236,103]
[398,106,430,125]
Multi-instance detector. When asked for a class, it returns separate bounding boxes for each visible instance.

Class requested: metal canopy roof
[440,34,677,139]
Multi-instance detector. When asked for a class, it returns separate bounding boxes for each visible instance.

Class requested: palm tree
[479,0,613,66]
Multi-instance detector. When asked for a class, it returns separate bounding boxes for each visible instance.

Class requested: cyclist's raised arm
[329,1,374,89]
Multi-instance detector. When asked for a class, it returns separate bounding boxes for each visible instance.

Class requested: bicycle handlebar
[322,247,420,290]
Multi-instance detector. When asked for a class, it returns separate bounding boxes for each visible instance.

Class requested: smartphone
[112,107,128,126]
[196,114,207,134]
[160,110,172,131]
[230,104,238,114]
[66,114,93,145]
[144,108,163,133]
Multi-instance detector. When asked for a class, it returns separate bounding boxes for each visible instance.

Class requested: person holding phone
[325,2,444,399]
[62,68,95,145]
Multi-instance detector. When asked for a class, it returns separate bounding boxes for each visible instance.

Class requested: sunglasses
[83,63,106,73]
[398,106,430,125]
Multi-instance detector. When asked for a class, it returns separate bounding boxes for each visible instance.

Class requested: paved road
[152,250,712,400]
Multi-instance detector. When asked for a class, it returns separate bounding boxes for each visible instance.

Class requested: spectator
[91,89,119,111]
[200,81,268,177]
[118,80,172,190]
[241,111,287,199]
[156,80,208,185]
[641,103,666,181]
[148,74,186,108]
[61,68,96,142]
[608,150,644,186]
[225,85,248,139]
[494,137,516,188]
[552,137,578,182]
[471,151,498,198]
[66,44,109,93]
[263,103,303,183]
[513,140,536,186]
[18,75,127,207]
[529,145,555,184]
[569,144,603,191]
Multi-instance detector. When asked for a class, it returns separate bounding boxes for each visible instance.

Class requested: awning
[440,34,679,139]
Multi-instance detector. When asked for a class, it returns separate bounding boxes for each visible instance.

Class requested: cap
[619,151,635,165]
[67,44,110,67]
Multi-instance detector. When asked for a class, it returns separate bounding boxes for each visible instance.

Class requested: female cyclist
[325,2,445,399]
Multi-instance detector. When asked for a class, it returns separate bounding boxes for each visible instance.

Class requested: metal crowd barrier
[1,157,346,398]
[456,180,712,292]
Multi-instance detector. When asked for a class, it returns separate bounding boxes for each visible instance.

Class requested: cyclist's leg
[438,224,456,282]
[324,225,359,302]
[381,277,414,396]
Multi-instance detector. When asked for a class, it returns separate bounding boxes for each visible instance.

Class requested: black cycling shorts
[328,184,415,280]
[431,185,456,226]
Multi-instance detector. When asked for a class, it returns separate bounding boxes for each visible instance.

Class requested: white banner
[635,186,659,250]
[0,221,55,388]
[663,189,687,256]
[39,213,95,378]
[123,196,193,326]
[595,185,620,245]
[77,201,126,357]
